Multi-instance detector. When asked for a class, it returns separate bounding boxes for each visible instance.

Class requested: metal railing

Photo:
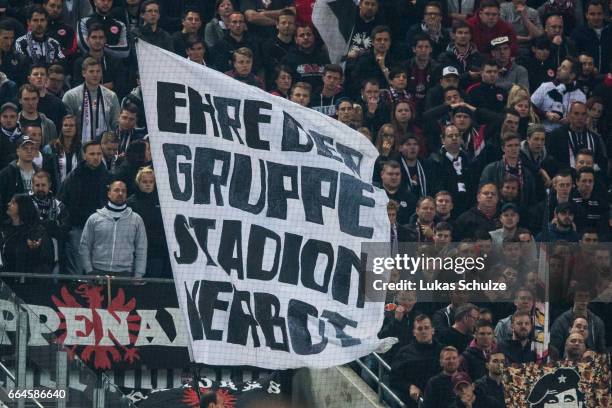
[356,352,406,407]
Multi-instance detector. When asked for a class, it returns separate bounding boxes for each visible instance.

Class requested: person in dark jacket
[437,303,478,354]
[131,0,174,52]
[438,21,483,88]
[451,371,503,408]
[0,136,39,222]
[536,202,580,242]
[378,290,419,357]
[474,351,506,407]
[571,0,610,73]
[498,310,537,364]
[466,59,507,112]
[454,183,501,240]
[127,166,171,279]
[282,24,330,91]
[423,346,460,408]
[391,314,443,407]
[459,320,496,381]
[57,140,112,274]
[0,193,54,274]
[210,11,261,74]
[113,139,150,197]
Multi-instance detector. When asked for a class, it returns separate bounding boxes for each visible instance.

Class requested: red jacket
[467,16,518,56]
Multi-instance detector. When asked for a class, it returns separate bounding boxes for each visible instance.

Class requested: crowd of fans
[0,0,610,406]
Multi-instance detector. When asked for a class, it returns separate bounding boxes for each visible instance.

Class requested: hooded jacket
[80,205,147,277]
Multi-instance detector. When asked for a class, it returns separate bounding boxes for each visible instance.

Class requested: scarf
[442,147,468,192]
[504,157,524,187]
[31,194,55,220]
[81,86,107,142]
[568,128,595,168]
[58,150,79,181]
[464,127,485,157]
[118,129,133,153]
[401,157,427,196]
[421,21,442,42]
[25,32,53,64]
[106,202,127,212]
[1,126,22,143]
[452,43,475,70]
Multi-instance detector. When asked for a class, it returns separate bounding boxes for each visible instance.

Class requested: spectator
[0,21,29,87]
[116,104,145,154]
[490,36,529,91]
[432,290,469,335]
[43,0,78,58]
[520,124,557,195]
[73,23,123,91]
[346,0,385,60]
[473,352,506,407]
[392,100,426,158]
[550,285,606,357]
[0,136,38,218]
[586,96,606,136]
[184,35,206,66]
[438,21,483,83]
[21,123,59,192]
[77,0,130,59]
[335,98,356,128]
[261,9,296,87]
[378,160,417,225]
[480,132,536,207]
[357,79,389,134]
[15,5,65,65]
[283,24,330,91]
[171,8,202,57]
[0,193,54,273]
[494,287,535,343]
[27,64,67,131]
[17,84,58,146]
[450,371,503,407]
[425,66,460,112]
[225,47,264,89]
[543,14,575,67]
[204,0,234,50]
[113,139,150,196]
[269,65,293,99]
[42,114,82,183]
[210,11,260,74]
[289,81,311,107]
[351,25,397,98]
[379,66,412,111]
[571,0,610,74]
[57,140,111,274]
[132,0,173,52]
[430,124,473,214]
[391,314,443,407]
[466,59,507,111]
[405,34,440,115]
[100,131,119,171]
[571,167,608,233]
[576,52,600,98]
[80,179,147,277]
[423,346,460,408]
[378,290,420,350]
[459,320,496,382]
[563,332,589,362]
[406,1,450,59]
[498,310,537,363]
[536,202,580,242]
[499,0,543,47]
[310,64,344,116]
[0,102,20,168]
[549,101,606,172]
[467,0,518,56]
[127,166,170,278]
[517,35,557,93]
[241,0,295,41]
[30,169,69,271]
[437,303,478,353]
[489,202,520,246]
[435,191,455,223]
[406,196,437,242]
[109,0,140,33]
[391,133,442,197]
[454,183,500,240]
[46,64,68,98]
[63,57,120,142]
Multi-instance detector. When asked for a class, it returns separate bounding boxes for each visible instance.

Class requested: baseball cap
[555,202,575,214]
[501,202,519,214]
[0,102,17,114]
[452,372,472,390]
[490,36,510,49]
[442,66,459,77]
[16,135,35,147]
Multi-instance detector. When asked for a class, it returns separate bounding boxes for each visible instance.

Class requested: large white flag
[312,0,357,64]
[136,41,390,369]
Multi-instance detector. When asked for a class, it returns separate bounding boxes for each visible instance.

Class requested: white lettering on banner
[136,41,390,369]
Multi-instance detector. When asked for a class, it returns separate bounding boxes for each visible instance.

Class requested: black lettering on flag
[278,233,303,285]
[199,280,233,341]
[213,97,243,143]
[332,246,365,308]
[288,299,327,355]
[254,293,289,351]
[188,87,219,137]
[338,173,374,238]
[229,154,266,214]
[300,239,334,294]
[217,220,245,279]
[247,224,281,281]
[266,162,299,220]
[193,147,231,205]
[244,99,272,150]
[174,214,198,264]
[281,111,313,152]
[189,217,217,266]
[227,287,261,347]
[310,130,343,162]
[163,143,192,201]
[301,167,338,225]
[157,82,187,133]
[321,310,360,347]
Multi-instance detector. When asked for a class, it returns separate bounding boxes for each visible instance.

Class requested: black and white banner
[312,0,358,64]
[136,41,389,369]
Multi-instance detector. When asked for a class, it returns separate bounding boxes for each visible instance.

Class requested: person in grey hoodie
[79,179,147,277]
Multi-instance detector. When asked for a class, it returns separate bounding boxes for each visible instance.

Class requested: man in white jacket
[80,179,147,277]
